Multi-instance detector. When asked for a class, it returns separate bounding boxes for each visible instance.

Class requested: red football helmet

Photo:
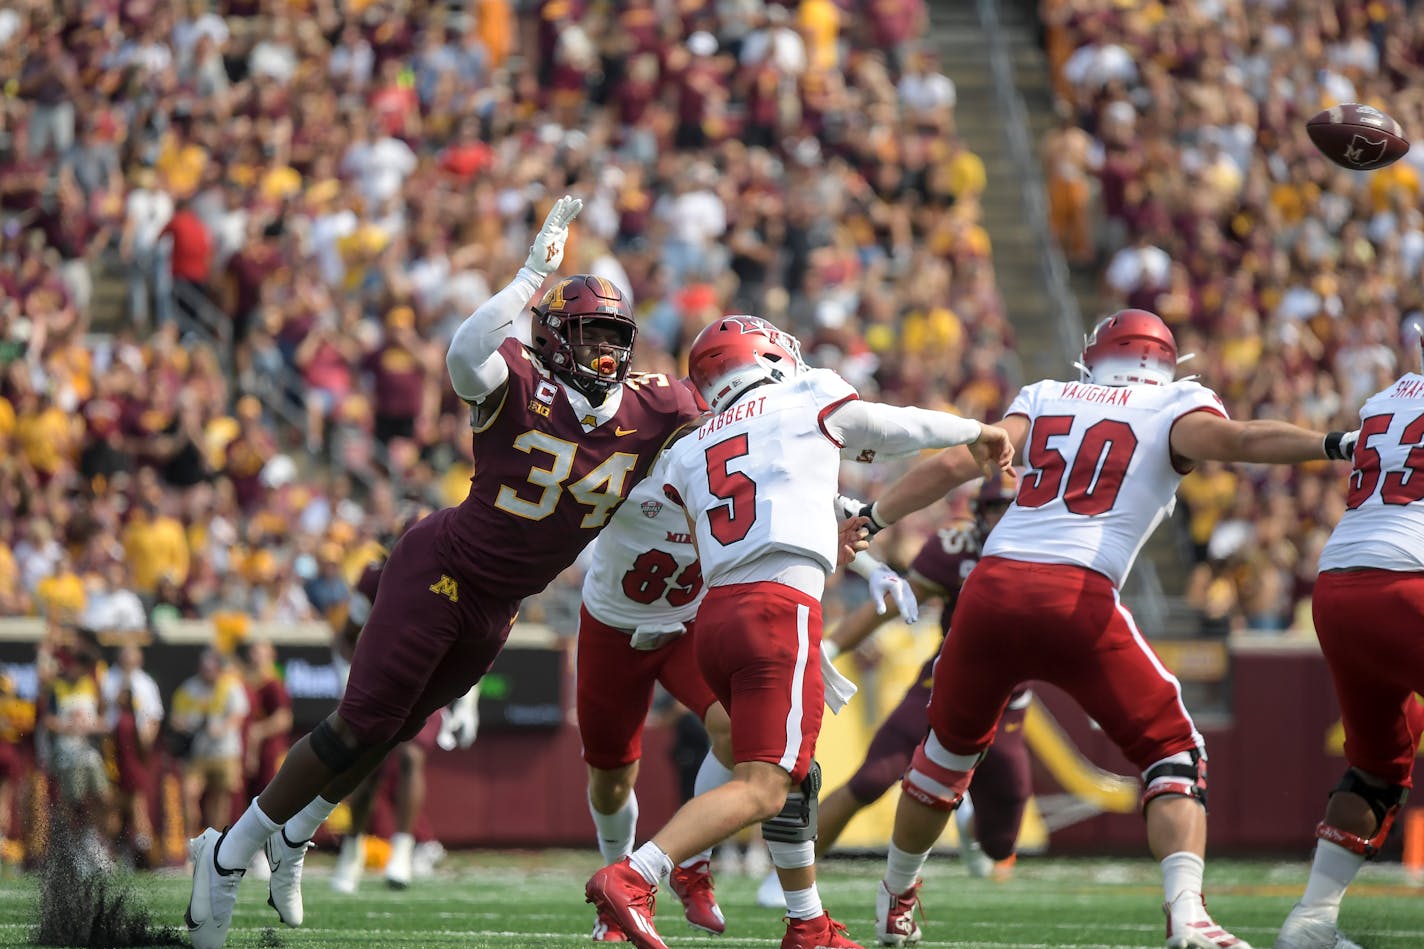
[530,275,637,400]
[687,315,805,413]
[1404,313,1424,375]
[1079,308,1179,387]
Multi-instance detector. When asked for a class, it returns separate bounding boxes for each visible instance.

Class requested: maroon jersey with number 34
[440,338,701,599]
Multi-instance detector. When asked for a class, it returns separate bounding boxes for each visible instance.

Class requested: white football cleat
[755,869,786,909]
[1273,905,1362,949]
[1165,910,1253,949]
[331,835,365,894]
[960,839,993,879]
[265,830,313,926]
[185,827,245,949]
[385,832,415,889]
[876,879,923,946]
[248,853,272,881]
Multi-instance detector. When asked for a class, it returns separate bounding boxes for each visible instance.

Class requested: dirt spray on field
[33,813,185,948]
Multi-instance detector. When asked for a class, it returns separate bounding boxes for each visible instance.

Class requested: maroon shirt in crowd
[365,343,427,420]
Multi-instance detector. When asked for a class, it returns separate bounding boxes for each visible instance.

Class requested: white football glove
[868,564,919,624]
[436,684,480,751]
[525,194,584,277]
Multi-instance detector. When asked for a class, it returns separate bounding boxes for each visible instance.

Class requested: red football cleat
[781,912,864,949]
[586,860,668,949]
[669,860,726,935]
[591,905,629,942]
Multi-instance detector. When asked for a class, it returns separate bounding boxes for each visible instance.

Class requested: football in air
[1306,103,1410,171]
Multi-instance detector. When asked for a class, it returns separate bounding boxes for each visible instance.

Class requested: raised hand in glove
[525,195,584,277]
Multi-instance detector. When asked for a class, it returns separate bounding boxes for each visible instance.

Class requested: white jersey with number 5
[661,369,857,586]
[984,378,1226,587]
[1319,373,1424,572]
[581,456,705,629]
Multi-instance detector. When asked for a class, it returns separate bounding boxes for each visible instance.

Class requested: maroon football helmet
[1079,309,1179,387]
[687,315,805,413]
[530,275,637,400]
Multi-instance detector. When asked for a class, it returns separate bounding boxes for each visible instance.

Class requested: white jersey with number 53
[984,378,1226,587]
[581,456,705,629]
[661,369,857,585]
[1319,373,1424,572]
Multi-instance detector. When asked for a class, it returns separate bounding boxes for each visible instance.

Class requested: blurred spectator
[42,644,110,848]
[103,644,163,865]
[170,647,249,837]
[240,639,292,803]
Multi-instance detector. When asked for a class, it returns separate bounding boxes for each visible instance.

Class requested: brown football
[1306,103,1410,171]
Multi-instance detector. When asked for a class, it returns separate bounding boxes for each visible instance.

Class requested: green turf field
[4,851,1424,948]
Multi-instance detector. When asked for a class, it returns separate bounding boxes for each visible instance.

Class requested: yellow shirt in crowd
[798,0,840,72]
[123,514,191,593]
[15,406,77,475]
[35,570,85,620]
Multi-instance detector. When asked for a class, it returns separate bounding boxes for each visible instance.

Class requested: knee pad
[1318,769,1408,858]
[762,761,821,844]
[1141,749,1208,814]
[901,736,978,813]
[310,718,362,773]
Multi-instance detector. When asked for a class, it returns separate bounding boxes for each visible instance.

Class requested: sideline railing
[975,0,1083,366]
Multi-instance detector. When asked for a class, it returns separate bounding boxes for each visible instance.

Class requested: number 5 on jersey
[705,434,758,545]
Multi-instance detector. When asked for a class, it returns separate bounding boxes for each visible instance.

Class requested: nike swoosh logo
[615,427,637,436]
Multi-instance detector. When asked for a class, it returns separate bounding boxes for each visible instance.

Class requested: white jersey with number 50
[661,369,857,586]
[581,456,705,629]
[984,378,1226,587]
[1319,373,1424,572]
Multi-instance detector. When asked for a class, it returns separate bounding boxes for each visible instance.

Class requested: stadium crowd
[0,0,1007,641]
[0,0,1007,861]
[1042,0,1424,634]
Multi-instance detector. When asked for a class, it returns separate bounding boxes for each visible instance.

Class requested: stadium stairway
[930,0,1064,381]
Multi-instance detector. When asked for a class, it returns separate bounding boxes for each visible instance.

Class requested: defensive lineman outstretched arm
[445,195,583,403]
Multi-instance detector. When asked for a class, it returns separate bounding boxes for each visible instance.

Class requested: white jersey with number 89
[661,369,857,586]
[581,458,705,629]
[1319,373,1424,572]
[984,378,1226,587]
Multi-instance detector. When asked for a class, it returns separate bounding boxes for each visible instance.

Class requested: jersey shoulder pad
[1166,379,1228,419]
[797,367,859,408]
[1005,379,1056,417]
